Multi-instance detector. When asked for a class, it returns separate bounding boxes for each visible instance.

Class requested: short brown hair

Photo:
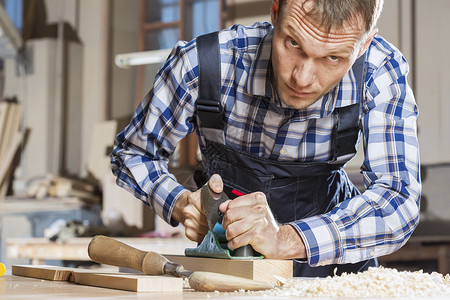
[279,0,384,33]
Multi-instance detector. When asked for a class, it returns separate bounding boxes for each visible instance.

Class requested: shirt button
[369,250,375,257]
[280,148,287,155]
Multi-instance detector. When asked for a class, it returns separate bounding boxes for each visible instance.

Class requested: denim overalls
[194,32,377,277]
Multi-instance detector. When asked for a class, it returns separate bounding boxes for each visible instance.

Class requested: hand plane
[185,184,264,259]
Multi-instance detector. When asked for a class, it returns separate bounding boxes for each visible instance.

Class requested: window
[141,0,221,51]
[139,0,223,168]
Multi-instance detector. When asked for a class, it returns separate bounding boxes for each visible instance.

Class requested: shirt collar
[245,28,274,99]
[245,29,360,119]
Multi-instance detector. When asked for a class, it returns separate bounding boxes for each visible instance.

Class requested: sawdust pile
[245,267,450,298]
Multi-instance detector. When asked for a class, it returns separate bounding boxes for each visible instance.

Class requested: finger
[227,230,252,250]
[219,200,232,213]
[187,190,204,212]
[221,199,268,229]
[226,192,268,209]
[226,222,260,251]
[184,219,209,243]
[183,204,208,227]
[227,216,272,251]
[208,174,223,194]
[225,215,257,241]
[184,192,209,227]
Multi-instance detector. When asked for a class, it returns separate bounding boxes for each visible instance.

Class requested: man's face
[271,0,368,109]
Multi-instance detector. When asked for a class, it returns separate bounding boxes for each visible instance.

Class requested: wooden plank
[12,265,183,293]
[0,102,18,157]
[71,271,183,292]
[0,131,25,188]
[0,102,23,198]
[12,265,74,281]
[165,255,292,284]
[0,102,8,145]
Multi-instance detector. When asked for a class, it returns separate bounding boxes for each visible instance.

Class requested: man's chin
[281,96,319,110]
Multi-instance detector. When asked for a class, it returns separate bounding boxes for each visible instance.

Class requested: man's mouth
[287,84,312,98]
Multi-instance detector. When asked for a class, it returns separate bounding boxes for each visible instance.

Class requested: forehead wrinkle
[286,20,354,46]
[284,0,364,44]
[284,22,358,59]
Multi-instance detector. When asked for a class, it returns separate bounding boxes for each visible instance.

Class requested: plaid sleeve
[291,38,421,266]
[110,40,199,225]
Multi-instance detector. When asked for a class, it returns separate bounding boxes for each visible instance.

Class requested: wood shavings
[273,274,288,286]
[243,267,450,298]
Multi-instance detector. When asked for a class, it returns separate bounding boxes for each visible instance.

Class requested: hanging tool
[88,235,274,292]
[185,183,263,259]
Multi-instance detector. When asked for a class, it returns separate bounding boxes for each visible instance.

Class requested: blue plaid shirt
[111,22,421,266]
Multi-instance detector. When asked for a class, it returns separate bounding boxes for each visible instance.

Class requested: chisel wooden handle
[189,271,275,292]
[88,235,172,275]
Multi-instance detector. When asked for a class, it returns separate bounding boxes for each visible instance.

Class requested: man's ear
[358,27,378,57]
[271,0,280,24]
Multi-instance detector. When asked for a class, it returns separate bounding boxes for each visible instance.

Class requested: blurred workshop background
[0,0,449,275]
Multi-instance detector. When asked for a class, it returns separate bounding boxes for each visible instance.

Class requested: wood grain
[12,265,74,281]
[0,131,25,186]
[71,271,183,292]
[0,102,8,145]
[12,265,183,293]
[0,102,23,199]
[164,255,293,284]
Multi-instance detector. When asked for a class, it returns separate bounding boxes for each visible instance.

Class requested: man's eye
[328,55,339,62]
[289,39,299,48]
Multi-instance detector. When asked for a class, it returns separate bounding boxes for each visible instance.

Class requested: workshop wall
[2,0,449,217]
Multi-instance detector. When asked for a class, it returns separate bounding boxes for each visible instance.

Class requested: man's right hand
[172,174,224,243]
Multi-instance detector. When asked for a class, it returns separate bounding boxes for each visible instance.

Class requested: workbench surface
[3,274,256,299]
[2,275,449,300]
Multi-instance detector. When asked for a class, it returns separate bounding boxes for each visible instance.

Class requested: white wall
[10,0,140,178]
[110,0,140,120]
[415,0,450,165]
[38,0,110,177]
[4,0,449,220]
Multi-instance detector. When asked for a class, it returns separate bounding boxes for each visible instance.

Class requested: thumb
[208,173,223,194]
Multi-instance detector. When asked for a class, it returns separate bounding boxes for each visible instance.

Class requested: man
[111,0,421,277]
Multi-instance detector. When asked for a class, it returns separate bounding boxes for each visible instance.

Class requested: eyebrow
[287,27,354,58]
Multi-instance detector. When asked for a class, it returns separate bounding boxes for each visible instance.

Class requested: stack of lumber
[0,100,25,200]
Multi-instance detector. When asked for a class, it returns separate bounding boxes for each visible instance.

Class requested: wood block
[12,265,75,281]
[0,102,11,157]
[0,130,26,198]
[71,271,183,292]
[165,255,292,284]
[0,102,21,158]
[0,102,8,145]
[12,265,183,293]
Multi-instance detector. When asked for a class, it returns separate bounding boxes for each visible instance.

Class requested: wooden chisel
[88,235,275,292]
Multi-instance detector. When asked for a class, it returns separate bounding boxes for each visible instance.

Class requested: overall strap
[196,31,225,144]
[331,53,366,163]
[196,31,366,163]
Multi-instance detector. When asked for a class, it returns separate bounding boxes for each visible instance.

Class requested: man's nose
[293,59,315,87]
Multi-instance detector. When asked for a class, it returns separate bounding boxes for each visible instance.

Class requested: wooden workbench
[4,274,447,300]
[2,275,198,300]
[9,235,450,274]
[377,232,450,275]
